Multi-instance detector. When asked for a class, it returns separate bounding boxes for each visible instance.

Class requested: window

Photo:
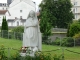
[3,4,4,6]
[75,8,77,13]
[20,10,22,13]
[22,22,24,26]
[20,16,22,19]
[75,15,77,19]
[3,8,4,10]
[74,2,77,6]
[4,4,6,6]
[6,8,7,10]
[11,22,13,26]
[73,8,77,13]
[15,17,17,19]
[17,21,19,26]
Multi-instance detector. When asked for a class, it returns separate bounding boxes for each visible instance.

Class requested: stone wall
[50,28,67,41]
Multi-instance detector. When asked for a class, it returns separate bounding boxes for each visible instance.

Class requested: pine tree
[1,16,8,31]
[1,16,8,38]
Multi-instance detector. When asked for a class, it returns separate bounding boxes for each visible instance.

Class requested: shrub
[11,26,24,40]
[12,26,24,33]
[68,23,80,37]
[73,33,80,38]
[62,37,74,47]
[52,37,60,46]
[0,45,8,60]
[52,37,74,47]
[73,33,80,46]
[0,45,64,60]
[42,36,51,44]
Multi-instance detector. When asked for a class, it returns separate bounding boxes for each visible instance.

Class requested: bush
[0,45,8,60]
[53,37,60,46]
[12,26,24,33]
[42,36,51,44]
[52,37,74,47]
[11,26,24,40]
[0,45,64,60]
[61,37,74,47]
[68,23,80,37]
[1,30,8,38]
[73,33,80,46]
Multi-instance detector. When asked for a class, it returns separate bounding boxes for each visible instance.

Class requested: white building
[0,10,7,26]
[0,0,13,27]
[0,0,36,28]
[71,0,80,20]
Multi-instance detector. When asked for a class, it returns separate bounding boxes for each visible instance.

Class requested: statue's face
[29,11,35,18]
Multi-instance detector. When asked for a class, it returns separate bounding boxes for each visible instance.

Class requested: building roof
[0,10,7,14]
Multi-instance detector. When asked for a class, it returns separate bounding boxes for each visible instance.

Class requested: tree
[1,16,8,38]
[39,10,52,43]
[39,0,74,28]
[1,16,8,31]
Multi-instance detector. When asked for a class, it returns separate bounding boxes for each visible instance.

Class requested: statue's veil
[27,10,38,21]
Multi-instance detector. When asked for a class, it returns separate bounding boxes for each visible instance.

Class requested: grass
[0,37,80,60]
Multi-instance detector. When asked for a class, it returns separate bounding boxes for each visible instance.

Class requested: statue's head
[29,10,35,18]
[27,10,38,20]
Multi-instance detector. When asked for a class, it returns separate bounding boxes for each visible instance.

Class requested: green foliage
[11,26,24,40]
[53,37,61,46]
[73,33,80,46]
[78,19,80,23]
[10,52,21,60]
[67,24,70,37]
[68,23,80,37]
[1,16,8,31]
[61,37,74,47]
[73,33,80,38]
[1,16,8,38]
[39,0,74,28]
[0,45,7,60]
[40,10,52,37]
[12,26,24,33]
[53,37,74,47]
[39,9,52,43]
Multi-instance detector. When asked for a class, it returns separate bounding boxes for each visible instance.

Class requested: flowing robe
[23,18,39,47]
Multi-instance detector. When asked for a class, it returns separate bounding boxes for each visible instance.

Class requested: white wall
[5,1,36,19]
[8,19,25,27]
[0,7,8,10]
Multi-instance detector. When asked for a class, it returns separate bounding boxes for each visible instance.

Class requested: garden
[0,37,80,60]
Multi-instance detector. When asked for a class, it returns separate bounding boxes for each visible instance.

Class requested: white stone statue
[23,10,42,55]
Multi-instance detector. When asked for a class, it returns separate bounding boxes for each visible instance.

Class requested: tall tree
[39,0,74,28]
[1,16,8,31]
[1,16,8,38]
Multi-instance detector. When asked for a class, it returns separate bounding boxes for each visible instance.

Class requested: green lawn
[0,37,80,60]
